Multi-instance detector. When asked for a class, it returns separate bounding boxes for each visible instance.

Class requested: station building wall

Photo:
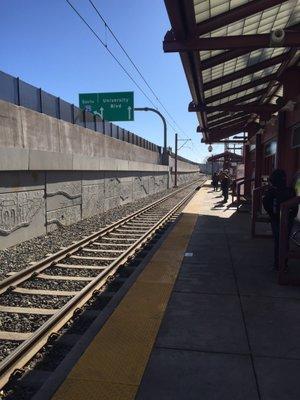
[0,100,200,249]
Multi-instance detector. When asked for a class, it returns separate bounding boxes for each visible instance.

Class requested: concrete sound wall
[0,100,200,249]
[0,170,171,249]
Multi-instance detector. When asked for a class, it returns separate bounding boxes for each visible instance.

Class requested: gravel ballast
[0,189,169,279]
[0,180,205,400]
[0,293,71,309]
[62,258,112,266]
[0,340,22,362]
[43,267,100,278]
[0,312,50,333]
[0,182,201,280]
[21,278,88,292]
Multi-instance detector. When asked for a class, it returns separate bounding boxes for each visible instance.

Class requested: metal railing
[231,177,245,206]
[278,196,300,285]
[0,70,160,153]
[251,185,271,237]
[236,178,254,210]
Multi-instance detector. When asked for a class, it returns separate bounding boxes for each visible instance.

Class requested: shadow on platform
[137,204,300,400]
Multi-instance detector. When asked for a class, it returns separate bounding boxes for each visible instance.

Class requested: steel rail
[0,178,205,389]
[0,178,202,294]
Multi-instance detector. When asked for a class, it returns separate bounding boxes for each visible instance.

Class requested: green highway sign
[79,91,134,121]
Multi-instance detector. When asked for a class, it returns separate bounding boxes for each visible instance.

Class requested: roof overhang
[208,151,243,162]
[164,0,300,144]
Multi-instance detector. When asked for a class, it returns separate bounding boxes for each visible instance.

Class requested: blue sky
[0,0,223,162]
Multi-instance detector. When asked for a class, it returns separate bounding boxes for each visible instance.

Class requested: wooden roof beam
[209,114,251,129]
[164,31,300,52]
[209,126,248,142]
[205,73,277,104]
[204,54,283,90]
[206,103,277,113]
[208,112,248,125]
[209,118,251,134]
[259,48,299,104]
[190,89,266,112]
[195,0,290,36]
[201,49,251,70]
[164,0,209,139]
[207,111,234,122]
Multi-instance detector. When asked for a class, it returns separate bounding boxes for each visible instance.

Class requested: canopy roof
[208,151,243,162]
[164,0,300,143]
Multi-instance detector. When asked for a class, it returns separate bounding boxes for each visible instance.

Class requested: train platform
[42,183,300,400]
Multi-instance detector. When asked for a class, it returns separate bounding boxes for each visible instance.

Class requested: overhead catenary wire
[88,0,188,136]
[65,0,179,134]
[66,0,187,136]
[65,0,202,161]
[65,0,160,112]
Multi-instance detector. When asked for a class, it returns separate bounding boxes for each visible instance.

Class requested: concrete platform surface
[50,184,300,400]
[137,186,300,400]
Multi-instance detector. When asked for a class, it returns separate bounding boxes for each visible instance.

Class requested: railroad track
[0,179,205,389]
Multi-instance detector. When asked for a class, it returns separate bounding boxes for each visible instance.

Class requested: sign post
[134,107,167,153]
[79,92,134,122]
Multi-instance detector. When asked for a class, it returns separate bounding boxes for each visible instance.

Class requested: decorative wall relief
[149,176,155,194]
[141,176,149,195]
[105,197,120,212]
[120,180,132,204]
[47,205,81,232]
[155,175,167,192]
[0,191,44,235]
[82,184,105,219]
[133,176,144,200]
[47,182,81,198]
[105,177,120,199]
[46,180,82,211]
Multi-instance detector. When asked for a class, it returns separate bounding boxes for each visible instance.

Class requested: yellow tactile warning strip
[51,186,207,400]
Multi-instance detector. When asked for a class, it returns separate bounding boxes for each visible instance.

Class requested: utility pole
[174,133,178,188]
[174,135,192,188]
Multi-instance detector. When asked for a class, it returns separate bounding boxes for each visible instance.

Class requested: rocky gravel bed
[62,257,112,266]
[21,278,88,292]
[0,188,177,280]
[0,312,50,333]
[43,267,100,278]
[0,183,201,280]
[0,182,204,399]
[89,243,130,250]
[0,340,22,362]
[77,250,123,258]
[0,293,71,309]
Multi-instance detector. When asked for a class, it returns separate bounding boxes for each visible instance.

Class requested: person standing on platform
[212,172,219,191]
[220,170,230,203]
[263,169,298,270]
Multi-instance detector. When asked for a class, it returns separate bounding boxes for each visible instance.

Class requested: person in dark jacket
[220,170,230,203]
[263,169,298,270]
[212,172,219,191]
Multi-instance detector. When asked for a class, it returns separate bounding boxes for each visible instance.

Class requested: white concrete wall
[0,100,162,171]
[0,100,201,249]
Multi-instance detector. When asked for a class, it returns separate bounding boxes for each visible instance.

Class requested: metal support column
[244,143,251,197]
[276,110,286,170]
[254,131,262,188]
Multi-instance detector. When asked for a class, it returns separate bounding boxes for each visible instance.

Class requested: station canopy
[163,0,300,143]
[207,151,243,162]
